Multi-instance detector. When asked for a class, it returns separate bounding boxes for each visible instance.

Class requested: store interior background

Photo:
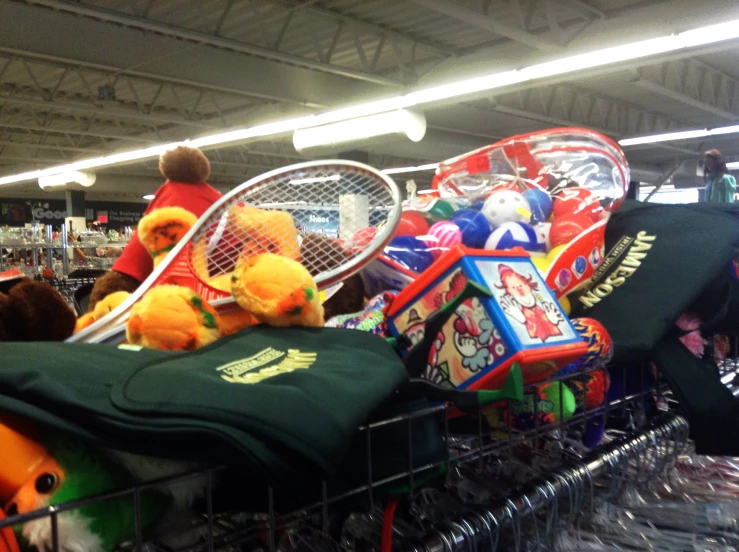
[0,0,737,228]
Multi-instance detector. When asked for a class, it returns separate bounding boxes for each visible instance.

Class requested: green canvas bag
[571,200,739,455]
[0,327,410,480]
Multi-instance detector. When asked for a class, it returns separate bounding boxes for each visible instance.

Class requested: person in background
[703,149,736,203]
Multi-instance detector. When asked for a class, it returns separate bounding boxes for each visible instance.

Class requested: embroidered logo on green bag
[216,347,317,384]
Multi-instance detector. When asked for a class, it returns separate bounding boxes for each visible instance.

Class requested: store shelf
[0,243,129,249]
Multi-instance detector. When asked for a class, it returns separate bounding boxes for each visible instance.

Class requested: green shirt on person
[705,172,737,203]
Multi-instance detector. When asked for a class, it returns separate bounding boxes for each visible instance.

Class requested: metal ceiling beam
[481,97,697,156]
[0,93,217,129]
[0,139,105,154]
[634,79,737,121]
[0,154,60,164]
[408,0,561,51]
[0,2,382,109]
[0,46,303,108]
[0,122,158,143]
[632,58,739,123]
[273,0,455,57]
[486,81,690,136]
[487,103,576,130]
[550,0,606,20]
[23,0,403,87]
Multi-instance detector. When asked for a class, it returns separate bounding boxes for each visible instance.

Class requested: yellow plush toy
[227,204,301,262]
[126,285,220,350]
[231,253,324,328]
[74,291,131,334]
[187,203,300,292]
[126,205,322,351]
[137,207,198,267]
[125,254,323,350]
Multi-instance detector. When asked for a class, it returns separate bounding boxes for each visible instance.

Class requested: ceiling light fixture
[619,123,739,146]
[1,18,738,187]
[293,110,427,153]
[727,162,739,170]
[38,170,96,190]
[142,194,155,200]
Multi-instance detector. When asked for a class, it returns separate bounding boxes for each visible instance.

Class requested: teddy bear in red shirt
[88,146,222,310]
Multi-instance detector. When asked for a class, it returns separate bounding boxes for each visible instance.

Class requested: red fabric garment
[112,181,222,283]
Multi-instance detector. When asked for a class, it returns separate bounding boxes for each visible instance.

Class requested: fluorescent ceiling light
[2,18,739,186]
[382,163,439,175]
[289,174,341,185]
[727,162,739,170]
[620,122,739,146]
[293,110,426,152]
[38,170,96,189]
[143,194,155,200]
[619,129,711,146]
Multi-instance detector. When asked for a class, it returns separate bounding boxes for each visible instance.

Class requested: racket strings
[187,166,395,287]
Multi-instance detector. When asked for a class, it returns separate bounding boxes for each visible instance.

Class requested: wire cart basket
[4,337,737,552]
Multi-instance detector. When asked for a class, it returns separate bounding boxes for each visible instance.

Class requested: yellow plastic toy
[137,207,198,267]
[231,253,324,328]
[126,285,220,351]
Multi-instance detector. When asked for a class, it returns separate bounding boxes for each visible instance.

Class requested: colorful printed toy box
[386,246,587,390]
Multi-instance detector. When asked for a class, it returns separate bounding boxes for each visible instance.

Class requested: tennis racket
[70,160,401,344]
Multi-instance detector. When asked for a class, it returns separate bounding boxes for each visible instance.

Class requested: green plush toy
[1,423,206,552]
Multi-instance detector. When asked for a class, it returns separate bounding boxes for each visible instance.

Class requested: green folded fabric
[0,326,409,480]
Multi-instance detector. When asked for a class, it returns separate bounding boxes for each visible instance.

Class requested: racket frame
[68,159,401,344]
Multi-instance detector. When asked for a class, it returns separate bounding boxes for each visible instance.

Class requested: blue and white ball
[484,222,544,252]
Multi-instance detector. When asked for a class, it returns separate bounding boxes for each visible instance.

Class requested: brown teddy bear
[0,279,76,341]
[299,233,366,320]
[88,145,222,311]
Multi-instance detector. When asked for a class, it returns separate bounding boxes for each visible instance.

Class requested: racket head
[69,160,401,344]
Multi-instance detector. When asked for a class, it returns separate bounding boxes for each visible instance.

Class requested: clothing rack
[404,413,689,552]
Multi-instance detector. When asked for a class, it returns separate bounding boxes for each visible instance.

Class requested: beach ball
[523,188,553,224]
[396,210,430,237]
[451,209,491,248]
[384,236,434,274]
[484,222,543,252]
[421,221,463,259]
[553,187,602,224]
[426,199,456,221]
